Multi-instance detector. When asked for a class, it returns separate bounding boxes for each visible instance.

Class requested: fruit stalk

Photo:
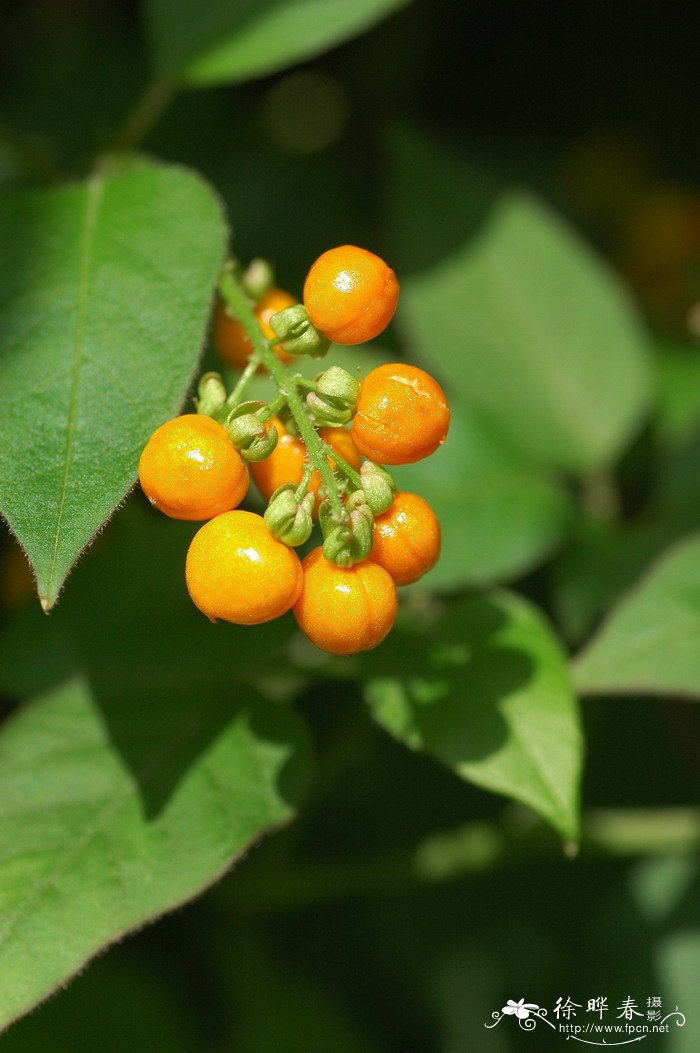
[219,265,345,519]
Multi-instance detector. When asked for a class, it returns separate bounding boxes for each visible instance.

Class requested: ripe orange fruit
[303,245,399,344]
[138,415,248,521]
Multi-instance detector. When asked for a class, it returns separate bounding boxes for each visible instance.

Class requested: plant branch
[105,76,176,154]
[322,442,361,490]
[219,806,700,913]
[219,265,344,519]
[225,355,260,410]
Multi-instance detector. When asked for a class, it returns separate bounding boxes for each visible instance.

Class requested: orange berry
[303,245,399,345]
[250,420,361,513]
[213,289,296,369]
[186,510,303,624]
[293,548,398,655]
[250,418,306,502]
[213,299,250,369]
[370,492,440,585]
[138,415,248,521]
[351,363,450,464]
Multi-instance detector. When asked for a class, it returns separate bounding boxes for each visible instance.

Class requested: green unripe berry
[360,461,396,515]
[195,372,227,416]
[306,366,360,426]
[264,485,314,546]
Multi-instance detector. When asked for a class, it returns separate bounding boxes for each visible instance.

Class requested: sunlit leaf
[0,159,226,608]
[147,0,411,86]
[0,676,310,1031]
[364,592,583,839]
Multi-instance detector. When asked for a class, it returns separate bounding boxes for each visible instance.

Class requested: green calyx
[269,304,330,359]
[264,484,315,546]
[195,371,227,416]
[360,461,396,515]
[319,490,374,568]
[306,366,359,426]
[225,412,278,462]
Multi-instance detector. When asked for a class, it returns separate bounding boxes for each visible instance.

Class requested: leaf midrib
[43,176,105,609]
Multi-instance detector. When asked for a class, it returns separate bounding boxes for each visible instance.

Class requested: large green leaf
[396,189,654,474]
[0,160,227,609]
[363,593,583,840]
[390,400,572,589]
[0,676,310,1032]
[551,518,665,646]
[147,0,410,86]
[573,533,700,699]
[0,503,297,700]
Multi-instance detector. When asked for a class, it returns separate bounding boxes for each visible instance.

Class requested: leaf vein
[44,176,106,606]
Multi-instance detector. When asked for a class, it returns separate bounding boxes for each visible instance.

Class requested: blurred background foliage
[1,0,700,1048]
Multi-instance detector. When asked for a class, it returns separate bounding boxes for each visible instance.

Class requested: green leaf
[573,532,700,699]
[363,592,583,840]
[0,502,297,700]
[0,676,311,1032]
[0,160,227,609]
[396,190,654,474]
[390,400,572,589]
[147,0,411,86]
[551,518,665,646]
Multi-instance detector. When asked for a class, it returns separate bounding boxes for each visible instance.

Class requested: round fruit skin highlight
[351,363,450,464]
[303,245,399,345]
[186,510,303,624]
[138,414,248,521]
[293,547,398,654]
[371,491,440,585]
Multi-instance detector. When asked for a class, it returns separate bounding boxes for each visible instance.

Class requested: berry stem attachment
[258,393,287,423]
[294,463,316,503]
[218,263,345,520]
[322,442,361,490]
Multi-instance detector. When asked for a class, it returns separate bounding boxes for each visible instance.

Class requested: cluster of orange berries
[138,246,450,655]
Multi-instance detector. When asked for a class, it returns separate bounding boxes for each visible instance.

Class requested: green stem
[323,442,361,490]
[218,806,700,914]
[225,355,260,410]
[105,76,176,154]
[294,463,316,503]
[258,393,287,422]
[581,471,621,523]
[219,266,345,519]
